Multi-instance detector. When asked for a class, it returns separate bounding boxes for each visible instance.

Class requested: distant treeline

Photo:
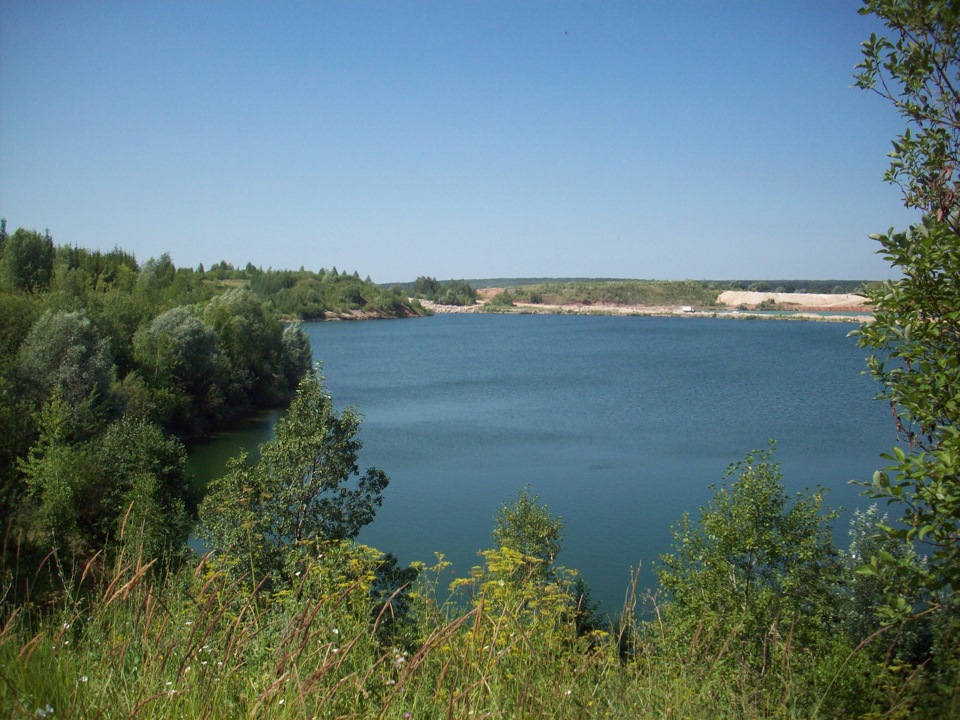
[423,278,878,293]
[387,277,876,309]
[479,279,875,308]
[202,261,427,320]
[719,279,875,294]
[389,276,479,306]
[507,280,723,307]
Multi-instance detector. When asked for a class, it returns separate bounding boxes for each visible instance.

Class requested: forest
[1,1,959,717]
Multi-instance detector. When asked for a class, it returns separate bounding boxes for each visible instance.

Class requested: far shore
[419,290,873,324]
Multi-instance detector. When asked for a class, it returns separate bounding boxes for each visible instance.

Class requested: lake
[188,314,894,616]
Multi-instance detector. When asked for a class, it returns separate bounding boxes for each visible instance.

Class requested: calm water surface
[189,314,894,615]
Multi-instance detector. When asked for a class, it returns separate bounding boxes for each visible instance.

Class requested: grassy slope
[0,544,902,720]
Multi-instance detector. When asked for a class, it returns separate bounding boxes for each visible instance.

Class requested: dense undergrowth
[0,543,926,718]
[2,466,957,719]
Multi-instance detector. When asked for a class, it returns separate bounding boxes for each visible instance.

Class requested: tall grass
[0,538,927,719]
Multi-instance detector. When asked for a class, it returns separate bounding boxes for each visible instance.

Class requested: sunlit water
[188,314,894,616]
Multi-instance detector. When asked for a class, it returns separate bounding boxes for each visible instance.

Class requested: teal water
[189,314,893,616]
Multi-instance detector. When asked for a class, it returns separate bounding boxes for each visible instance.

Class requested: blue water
[190,314,894,616]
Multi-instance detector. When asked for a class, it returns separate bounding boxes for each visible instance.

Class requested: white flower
[80,675,88,683]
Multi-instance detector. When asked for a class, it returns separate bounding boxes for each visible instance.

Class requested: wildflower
[295,571,301,577]
[185,621,193,626]
[279,699,285,705]
[62,623,70,630]
[332,648,340,653]
[332,628,339,635]
[404,713,412,719]
[80,675,88,683]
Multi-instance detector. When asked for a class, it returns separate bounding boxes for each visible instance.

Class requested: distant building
[681,305,694,313]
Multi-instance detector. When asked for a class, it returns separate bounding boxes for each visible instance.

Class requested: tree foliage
[657,446,840,669]
[132,306,221,434]
[412,276,477,306]
[855,0,960,224]
[17,389,95,549]
[14,309,115,417]
[0,228,54,292]
[853,0,960,621]
[92,418,192,559]
[493,487,564,573]
[198,371,389,583]
[202,288,286,407]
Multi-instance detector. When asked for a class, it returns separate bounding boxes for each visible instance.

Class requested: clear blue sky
[0,1,917,283]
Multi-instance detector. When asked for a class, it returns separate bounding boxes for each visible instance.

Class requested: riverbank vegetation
[2,0,959,716]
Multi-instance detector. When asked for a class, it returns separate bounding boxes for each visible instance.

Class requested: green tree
[487,290,515,308]
[91,418,192,560]
[840,505,931,659]
[202,288,285,407]
[17,389,96,551]
[657,446,840,670]
[853,0,960,620]
[493,487,565,576]
[281,322,313,388]
[0,292,42,370]
[490,488,600,636]
[13,309,115,418]
[132,306,220,433]
[0,228,54,292]
[198,370,389,582]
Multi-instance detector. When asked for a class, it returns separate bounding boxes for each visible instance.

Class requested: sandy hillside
[717,291,870,309]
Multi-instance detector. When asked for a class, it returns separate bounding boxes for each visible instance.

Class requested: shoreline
[419,299,873,323]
